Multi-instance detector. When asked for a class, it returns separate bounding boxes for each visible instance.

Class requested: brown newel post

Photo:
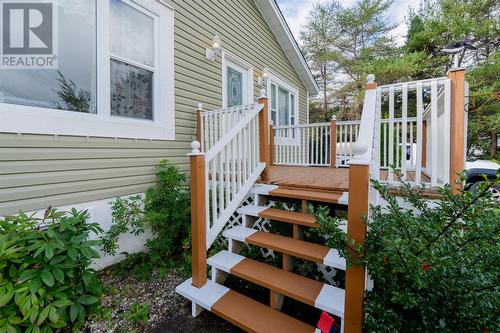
[344,78,376,333]
[330,115,337,168]
[448,68,466,193]
[196,103,204,149]
[258,89,270,181]
[188,140,207,288]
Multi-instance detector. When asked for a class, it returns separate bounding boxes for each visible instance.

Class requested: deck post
[188,140,207,288]
[258,89,270,181]
[448,68,466,193]
[196,103,204,149]
[344,77,377,333]
[330,115,337,167]
[269,121,275,166]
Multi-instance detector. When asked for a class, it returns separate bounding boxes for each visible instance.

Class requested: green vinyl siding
[0,0,309,215]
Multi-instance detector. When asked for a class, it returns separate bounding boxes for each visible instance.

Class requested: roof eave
[254,0,320,96]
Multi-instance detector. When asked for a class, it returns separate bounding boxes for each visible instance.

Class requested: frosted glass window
[110,0,155,120]
[110,60,153,120]
[227,66,243,107]
[110,0,154,67]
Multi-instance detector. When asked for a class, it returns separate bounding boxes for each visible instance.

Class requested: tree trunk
[491,132,497,157]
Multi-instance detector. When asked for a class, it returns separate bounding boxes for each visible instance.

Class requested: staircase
[176,71,467,332]
[177,182,347,333]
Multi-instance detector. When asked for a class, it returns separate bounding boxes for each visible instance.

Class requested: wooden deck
[266,166,350,192]
[264,166,432,193]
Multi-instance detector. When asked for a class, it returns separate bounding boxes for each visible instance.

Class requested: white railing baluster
[416,82,423,183]
[443,79,451,185]
[388,86,395,181]
[401,84,408,180]
[431,80,438,186]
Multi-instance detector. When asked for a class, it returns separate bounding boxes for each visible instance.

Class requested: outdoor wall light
[206,35,222,61]
[258,68,269,86]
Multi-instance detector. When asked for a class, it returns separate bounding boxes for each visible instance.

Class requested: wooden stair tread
[268,187,344,204]
[237,205,317,227]
[208,251,345,317]
[260,208,317,227]
[223,227,346,269]
[175,278,317,333]
[212,290,317,333]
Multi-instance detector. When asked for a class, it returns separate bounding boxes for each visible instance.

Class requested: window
[269,78,298,126]
[0,0,174,140]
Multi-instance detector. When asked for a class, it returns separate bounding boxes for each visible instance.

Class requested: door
[224,58,251,108]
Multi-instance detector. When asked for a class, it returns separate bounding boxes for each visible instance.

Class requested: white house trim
[266,71,299,126]
[0,0,175,141]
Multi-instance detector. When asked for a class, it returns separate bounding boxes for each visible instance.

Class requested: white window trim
[266,71,299,126]
[221,50,254,108]
[0,0,175,140]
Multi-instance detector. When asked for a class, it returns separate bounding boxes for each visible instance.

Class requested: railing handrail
[378,77,448,91]
[274,119,361,129]
[202,102,258,116]
[204,103,264,163]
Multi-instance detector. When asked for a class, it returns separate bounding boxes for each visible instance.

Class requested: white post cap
[367,74,376,83]
[190,140,201,154]
[197,102,203,110]
[259,88,267,99]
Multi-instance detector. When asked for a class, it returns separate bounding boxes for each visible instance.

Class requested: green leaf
[37,305,50,325]
[67,248,77,261]
[48,305,59,324]
[40,270,54,287]
[69,303,83,323]
[82,271,93,286]
[77,295,99,305]
[51,268,64,284]
[17,270,38,284]
[0,289,14,307]
[52,299,72,307]
[44,245,54,260]
[29,277,42,295]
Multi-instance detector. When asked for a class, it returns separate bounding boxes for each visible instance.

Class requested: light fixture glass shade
[212,35,221,51]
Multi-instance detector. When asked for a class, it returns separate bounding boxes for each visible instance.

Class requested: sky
[276,0,422,46]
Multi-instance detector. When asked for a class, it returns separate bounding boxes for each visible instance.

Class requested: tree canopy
[300,0,499,159]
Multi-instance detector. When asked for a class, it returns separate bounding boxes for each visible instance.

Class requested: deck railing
[273,120,359,167]
[197,103,256,152]
[188,91,270,287]
[377,77,452,186]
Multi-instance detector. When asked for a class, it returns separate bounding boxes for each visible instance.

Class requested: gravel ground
[81,269,242,333]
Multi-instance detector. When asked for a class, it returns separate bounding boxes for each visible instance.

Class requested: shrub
[316,172,500,332]
[0,208,103,333]
[100,160,191,276]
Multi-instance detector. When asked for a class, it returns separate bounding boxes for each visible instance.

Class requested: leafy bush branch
[0,208,103,333]
[315,171,500,332]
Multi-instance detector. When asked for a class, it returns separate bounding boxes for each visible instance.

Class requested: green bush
[100,160,191,277]
[0,208,103,333]
[317,172,500,332]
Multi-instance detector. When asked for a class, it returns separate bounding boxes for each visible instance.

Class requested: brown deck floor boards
[264,166,433,193]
